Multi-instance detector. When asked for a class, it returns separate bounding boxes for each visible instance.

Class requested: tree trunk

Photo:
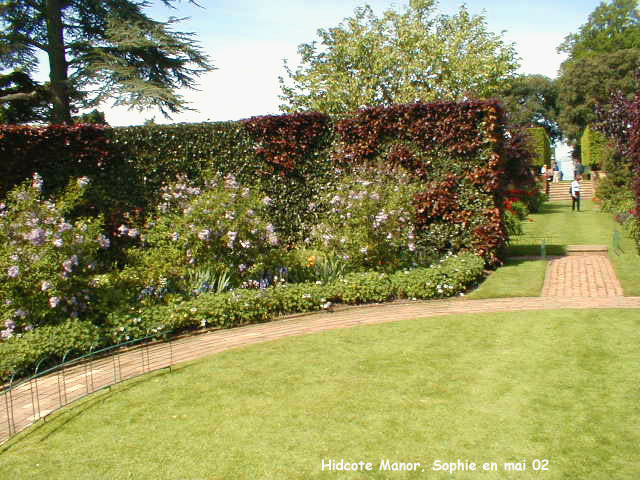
[45,0,72,124]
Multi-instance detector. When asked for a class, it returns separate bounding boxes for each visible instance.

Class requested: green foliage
[581,125,614,169]
[390,252,485,299]
[526,127,551,168]
[0,0,214,122]
[498,74,561,144]
[123,173,284,295]
[308,166,429,272]
[0,320,102,380]
[0,176,109,335]
[556,0,640,143]
[503,210,524,236]
[279,0,519,114]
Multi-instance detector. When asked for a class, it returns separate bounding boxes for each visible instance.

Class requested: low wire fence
[1,334,180,445]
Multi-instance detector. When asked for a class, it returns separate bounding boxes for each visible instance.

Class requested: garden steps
[545,180,594,201]
[565,244,608,255]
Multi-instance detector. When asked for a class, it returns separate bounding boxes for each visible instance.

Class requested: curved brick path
[3,258,640,444]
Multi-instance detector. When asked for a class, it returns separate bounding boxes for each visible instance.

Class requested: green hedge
[581,125,613,170]
[526,127,551,168]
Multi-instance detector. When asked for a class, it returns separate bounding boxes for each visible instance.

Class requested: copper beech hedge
[0,101,531,264]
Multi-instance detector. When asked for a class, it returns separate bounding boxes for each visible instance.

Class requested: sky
[88,0,605,126]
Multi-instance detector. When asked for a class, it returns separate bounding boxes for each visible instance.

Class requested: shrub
[0,319,103,380]
[123,173,284,295]
[308,166,430,272]
[0,175,109,337]
[328,271,394,304]
[581,125,614,170]
[526,127,551,168]
[503,210,523,236]
[391,252,485,299]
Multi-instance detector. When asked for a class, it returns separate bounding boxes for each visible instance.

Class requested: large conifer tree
[0,0,214,123]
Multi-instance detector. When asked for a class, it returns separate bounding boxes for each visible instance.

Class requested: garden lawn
[499,200,640,296]
[465,258,547,299]
[2,309,639,479]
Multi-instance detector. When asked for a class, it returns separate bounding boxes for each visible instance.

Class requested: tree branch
[0,90,40,103]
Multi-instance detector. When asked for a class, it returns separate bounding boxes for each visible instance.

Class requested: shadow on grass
[506,244,566,257]
[0,367,177,453]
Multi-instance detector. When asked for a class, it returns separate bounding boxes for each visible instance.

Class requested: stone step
[566,245,608,256]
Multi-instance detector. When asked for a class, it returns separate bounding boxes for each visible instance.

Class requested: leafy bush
[503,210,523,236]
[0,175,109,337]
[391,252,485,299]
[328,271,394,304]
[0,320,102,380]
[123,173,284,295]
[308,166,429,272]
[526,127,551,168]
[581,125,614,170]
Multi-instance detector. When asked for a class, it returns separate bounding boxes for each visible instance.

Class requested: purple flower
[14,309,27,319]
[24,324,34,332]
[58,222,72,232]
[62,255,79,273]
[4,320,16,329]
[49,296,60,308]
[7,266,19,278]
[262,196,273,206]
[97,234,110,249]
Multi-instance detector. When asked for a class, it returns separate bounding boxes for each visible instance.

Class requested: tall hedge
[0,101,517,262]
[581,124,612,170]
[526,126,551,168]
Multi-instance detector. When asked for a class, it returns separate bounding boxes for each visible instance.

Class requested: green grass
[466,258,547,299]
[2,309,640,479]
[497,200,640,296]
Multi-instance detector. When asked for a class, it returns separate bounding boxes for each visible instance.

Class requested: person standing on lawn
[552,161,561,183]
[571,176,581,211]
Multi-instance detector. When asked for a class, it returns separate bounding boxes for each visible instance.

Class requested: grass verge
[2,309,639,479]
[466,259,547,299]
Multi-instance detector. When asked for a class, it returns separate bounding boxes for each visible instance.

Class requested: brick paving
[542,254,623,297]
[2,254,639,444]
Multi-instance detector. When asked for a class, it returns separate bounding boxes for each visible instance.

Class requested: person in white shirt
[571,176,581,211]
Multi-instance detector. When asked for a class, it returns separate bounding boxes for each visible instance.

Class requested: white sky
[70,0,604,126]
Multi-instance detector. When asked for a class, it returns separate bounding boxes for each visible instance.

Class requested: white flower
[127,228,139,238]
[117,224,129,235]
[32,172,43,190]
[53,238,64,248]
[49,296,60,308]
[198,229,211,241]
[97,234,110,248]
[41,281,52,291]
[77,177,90,187]
[7,266,19,278]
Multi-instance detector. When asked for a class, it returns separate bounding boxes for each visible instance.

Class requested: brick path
[2,255,639,445]
[542,254,623,297]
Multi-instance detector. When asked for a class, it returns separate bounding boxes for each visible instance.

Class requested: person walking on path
[571,176,581,211]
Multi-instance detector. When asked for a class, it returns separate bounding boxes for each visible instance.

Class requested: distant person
[571,176,581,211]
[540,164,547,177]
[574,159,585,179]
[552,161,560,183]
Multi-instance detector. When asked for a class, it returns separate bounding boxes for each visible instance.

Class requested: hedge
[526,126,551,168]
[1,101,522,262]
[581,125,613,170]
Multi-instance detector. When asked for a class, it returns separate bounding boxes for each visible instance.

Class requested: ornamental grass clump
[0,174,109,338]
[308,167,430,273]
[123,173,284,296]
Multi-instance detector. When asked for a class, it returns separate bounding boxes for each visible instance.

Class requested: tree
[555,0,640,144]
[556,48,639,144]
[279,0,519,114]
[498,74,561,144]
[0,0,214,124]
